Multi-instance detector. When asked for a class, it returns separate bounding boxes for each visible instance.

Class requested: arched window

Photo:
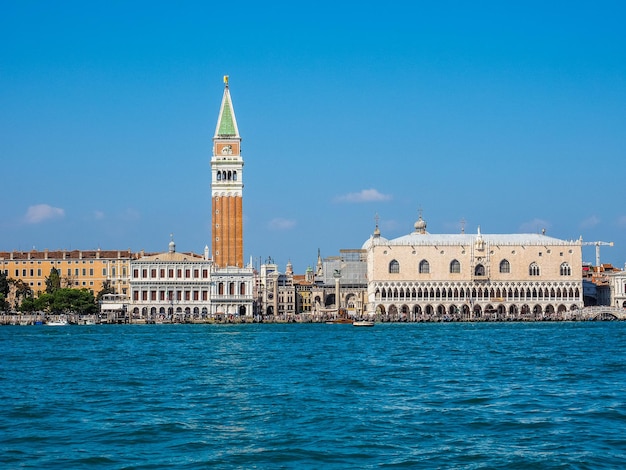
[229,282,235,295]
[560,262,571,276]
[499,259,510,274]
[419,259,430,274]
[233,171,237,181]
[529,262,540,276]
[389,259,400,273]
[218,282,224,295]
[240,282,246,295]
[216,172,222,181]
[474,264,485,276]
[450,259,461,273]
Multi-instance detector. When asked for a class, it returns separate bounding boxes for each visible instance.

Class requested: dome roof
[414,215,427,234]
[361,234,388,251]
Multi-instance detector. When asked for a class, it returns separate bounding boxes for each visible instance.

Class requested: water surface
[1,322,625,468]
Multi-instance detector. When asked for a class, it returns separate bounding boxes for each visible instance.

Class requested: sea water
[1,322,625,469]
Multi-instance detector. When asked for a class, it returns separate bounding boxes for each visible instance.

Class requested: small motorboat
[353,320,375,327]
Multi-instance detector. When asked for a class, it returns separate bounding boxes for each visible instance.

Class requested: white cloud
[519,218,551,233]
[23,204,65,224]
[580,215,600,229]
[335,188,392,203]
[268,218,296,231]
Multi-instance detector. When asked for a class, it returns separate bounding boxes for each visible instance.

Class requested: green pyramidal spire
[214,76,240,138]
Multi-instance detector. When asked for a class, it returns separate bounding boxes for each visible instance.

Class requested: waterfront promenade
[2,306,625,325]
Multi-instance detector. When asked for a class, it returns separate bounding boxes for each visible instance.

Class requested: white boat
[46,318,68,326]
[353,320,375,327]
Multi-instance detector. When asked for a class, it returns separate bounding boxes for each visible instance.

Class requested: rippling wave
[1,323,625,468]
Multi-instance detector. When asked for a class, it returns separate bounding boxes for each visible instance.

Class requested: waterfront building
[583,262,619,306]
[211,75,244,268]
[309,249,368,319]
[362,214,585,320]
[254,260,319,319]
[127,239,212,321]
[294,268,313,314]
[608,267,626,309]
[211,263,255,319]
[0,249,133,308]
[255,259,297,319]
[125,239,254,321]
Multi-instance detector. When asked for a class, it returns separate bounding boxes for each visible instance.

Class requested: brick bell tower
[211,76,244,268]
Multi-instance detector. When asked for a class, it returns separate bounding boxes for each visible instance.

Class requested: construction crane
[582,240,614,268]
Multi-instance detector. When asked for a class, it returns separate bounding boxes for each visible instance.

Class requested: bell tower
[211,76,244,267]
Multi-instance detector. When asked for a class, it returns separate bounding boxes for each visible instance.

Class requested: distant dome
[414,215,427,234]
[362,234,388,251]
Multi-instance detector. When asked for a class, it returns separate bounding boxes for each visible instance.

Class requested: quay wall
[1,307,625,325]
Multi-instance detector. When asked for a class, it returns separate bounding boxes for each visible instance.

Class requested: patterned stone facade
[363,216,584,321]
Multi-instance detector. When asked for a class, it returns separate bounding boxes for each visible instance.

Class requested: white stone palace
[127,239,253,321]
[363,214,584,321]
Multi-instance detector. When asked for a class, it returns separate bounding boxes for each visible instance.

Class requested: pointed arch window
[474,264,485,276]
[560,262,571,276]
[499,259,510,274]
[450,259,461,273]
[389,259,400,274]
[216,172,222,181]
[419,259,430,274]
[529,262,540,276]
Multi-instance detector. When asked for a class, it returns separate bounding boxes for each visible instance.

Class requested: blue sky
[1,1,625,273]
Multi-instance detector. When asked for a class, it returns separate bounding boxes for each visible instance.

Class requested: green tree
[35,292,53,313]
[50,288,97,314]
[0,271,9,312]
[19,297,37,313]
[45,267,62,294]
[12,279,33,311]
